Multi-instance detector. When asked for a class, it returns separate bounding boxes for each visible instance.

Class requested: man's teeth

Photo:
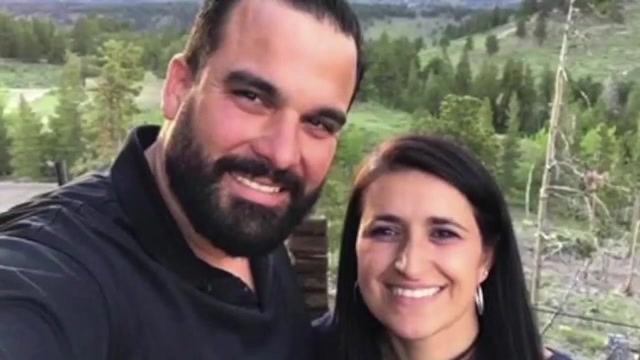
[391,287,441,299]
[233,174,281,193]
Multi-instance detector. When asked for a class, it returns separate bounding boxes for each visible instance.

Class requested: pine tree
[0,95,10,176]
[439,36,450,51]
[400,60,423,112]
[485,34,499,55]
[70,16,99,55]
[579,123,618,172]
[431,94,498,166]
[48,52,86,171]
[522,0,538,15]
[47,31,67,64]
[495,59,524,133]
[424,73,448,116]
[516,17,527,38]
[79,40,144,172]
[534,14,547,45]
[9,96,44,179]
[464,36,474,51]
[499,96,521,190]
[31,17,54,60]
[472,61,500,101]
[0,14,21,59]
[623,87,640,133]
[17,21,41,62]
[536,66,555,127]
[491,6,503,27]
[518,64,539,134]
[454,50,472,95]
[472,61,501,129]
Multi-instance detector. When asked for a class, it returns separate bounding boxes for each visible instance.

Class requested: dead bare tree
[622,194,640,295]
[525,163,535,218]
[530,0,577,306]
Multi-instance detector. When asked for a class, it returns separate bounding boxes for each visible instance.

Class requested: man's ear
[161,54,194,121]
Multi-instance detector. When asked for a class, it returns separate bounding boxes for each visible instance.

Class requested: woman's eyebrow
[428,216,468,232]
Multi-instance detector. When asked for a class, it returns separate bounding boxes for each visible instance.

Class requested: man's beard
[164,101,323,258]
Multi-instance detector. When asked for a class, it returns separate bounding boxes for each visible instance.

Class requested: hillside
[419,2,640,83]
[2,0,520,6]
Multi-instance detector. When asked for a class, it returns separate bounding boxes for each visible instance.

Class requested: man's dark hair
[182,0,366,106]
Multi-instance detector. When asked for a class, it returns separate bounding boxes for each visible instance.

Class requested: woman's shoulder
[311,311,335,334]
[311,312,338,359]
[546,347,573,360]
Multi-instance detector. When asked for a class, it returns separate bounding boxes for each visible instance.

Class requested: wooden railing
[287,217,329,320]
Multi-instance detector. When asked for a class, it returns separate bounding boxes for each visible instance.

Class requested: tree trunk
[530,0,576,306]
[525,163,535,218]
[622,192,640,295]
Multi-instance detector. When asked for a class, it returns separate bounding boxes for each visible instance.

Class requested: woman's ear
[161,54,194,121]
[479,249,494,283]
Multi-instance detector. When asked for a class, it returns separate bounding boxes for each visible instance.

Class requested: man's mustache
[213,155,304,198]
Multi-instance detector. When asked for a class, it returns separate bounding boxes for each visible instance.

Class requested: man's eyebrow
[224,70,281,101]
[225,69,347,125]
[304,107,347,127]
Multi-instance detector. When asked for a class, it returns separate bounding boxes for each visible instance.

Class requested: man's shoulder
[0,172,126,250]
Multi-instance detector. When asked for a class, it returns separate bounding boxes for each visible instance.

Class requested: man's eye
[306,117,336,133]
[233,89,261,103]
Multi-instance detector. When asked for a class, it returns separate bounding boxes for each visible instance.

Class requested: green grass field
[363,16,456,41]
[0,59,63,89]
[346,101,413,135]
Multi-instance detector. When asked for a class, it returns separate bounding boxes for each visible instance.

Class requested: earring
[475,286,484,315]
[353,281,360,302]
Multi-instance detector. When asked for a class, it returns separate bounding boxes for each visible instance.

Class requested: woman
[314,134,571,360]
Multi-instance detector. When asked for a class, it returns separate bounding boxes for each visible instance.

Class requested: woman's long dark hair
[332,134,544,360]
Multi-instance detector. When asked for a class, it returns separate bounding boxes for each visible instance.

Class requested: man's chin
[204,231,287,258]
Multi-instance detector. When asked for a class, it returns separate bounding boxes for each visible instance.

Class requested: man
[0,0,364,359]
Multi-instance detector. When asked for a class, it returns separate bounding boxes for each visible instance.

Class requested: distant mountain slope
[419,2,640,84]
[2,0,520,8]
[1,0,198,3]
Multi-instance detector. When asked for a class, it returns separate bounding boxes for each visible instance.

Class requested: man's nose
[251,111,302,171]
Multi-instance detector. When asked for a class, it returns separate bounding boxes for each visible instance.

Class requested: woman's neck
[387,311,479,360]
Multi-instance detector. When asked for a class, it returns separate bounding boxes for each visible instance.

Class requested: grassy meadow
[363,15,457,41]
[419,2,640,83]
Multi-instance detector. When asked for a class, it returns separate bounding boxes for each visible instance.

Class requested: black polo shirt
[0,125,314,360]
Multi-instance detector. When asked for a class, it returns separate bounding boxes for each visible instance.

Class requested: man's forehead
[206,0,358,112]
[230,0,331,31]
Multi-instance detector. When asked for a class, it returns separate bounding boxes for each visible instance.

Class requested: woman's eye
[367,226,399,241]
[430,228,459,241]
